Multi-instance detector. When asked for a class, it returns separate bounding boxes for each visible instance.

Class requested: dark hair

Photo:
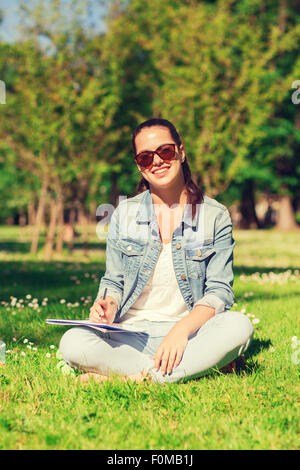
[132,118,204,218]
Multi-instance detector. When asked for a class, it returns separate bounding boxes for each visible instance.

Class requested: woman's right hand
[89,296,118,325]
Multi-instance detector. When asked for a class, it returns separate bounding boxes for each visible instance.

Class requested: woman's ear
[180,145,186,163]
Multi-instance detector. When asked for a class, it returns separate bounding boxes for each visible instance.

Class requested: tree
[104,0,300,228]
[0,1,119,258]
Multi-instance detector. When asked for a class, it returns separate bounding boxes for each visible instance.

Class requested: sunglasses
[134,143,177,170]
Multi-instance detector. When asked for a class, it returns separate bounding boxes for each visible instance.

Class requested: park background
[0,0,299,450]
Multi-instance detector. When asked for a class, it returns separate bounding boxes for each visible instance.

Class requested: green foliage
[0,0,299,219]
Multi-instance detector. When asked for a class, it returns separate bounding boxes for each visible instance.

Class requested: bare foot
[75,372,109,384]
[75,370,153,385]
[125,371,153,384]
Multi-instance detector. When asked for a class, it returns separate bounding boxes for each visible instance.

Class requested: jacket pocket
[116,239,145,276]
[185,247,215,279]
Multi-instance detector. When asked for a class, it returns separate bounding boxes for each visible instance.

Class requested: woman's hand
[89,295,118,325]
[153,324,188,376]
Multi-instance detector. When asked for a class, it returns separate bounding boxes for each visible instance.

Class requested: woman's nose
[152,152,163,166]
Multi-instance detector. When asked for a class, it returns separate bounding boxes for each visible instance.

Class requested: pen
[103,288,107,300]
[99,288,108,321]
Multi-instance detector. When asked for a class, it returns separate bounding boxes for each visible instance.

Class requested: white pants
[59,310,254,384]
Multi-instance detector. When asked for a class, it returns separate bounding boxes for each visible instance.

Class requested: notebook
[46,318,146,333]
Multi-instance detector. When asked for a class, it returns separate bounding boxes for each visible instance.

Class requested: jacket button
[197,249,202,257]
[189,300,194,305]
[176,243,181,250]
[181,275,186,280]
[127,245,132,251]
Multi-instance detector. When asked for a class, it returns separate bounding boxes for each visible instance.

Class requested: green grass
[0,225,299,450]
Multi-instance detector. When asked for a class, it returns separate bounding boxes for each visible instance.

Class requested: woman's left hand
[153,324,188,376]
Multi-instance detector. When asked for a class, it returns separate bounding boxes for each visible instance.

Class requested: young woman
[59,118,254,384]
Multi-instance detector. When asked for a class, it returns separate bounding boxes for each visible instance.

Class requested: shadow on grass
[0,260,107,347]
[0,260,105,296]
[238,337,272,376]
[189,337,271,384]
[0,240,107,253]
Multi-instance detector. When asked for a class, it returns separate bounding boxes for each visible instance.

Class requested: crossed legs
[59,311,254,384]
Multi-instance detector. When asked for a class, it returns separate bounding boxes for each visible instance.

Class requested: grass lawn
[0,225,299,450]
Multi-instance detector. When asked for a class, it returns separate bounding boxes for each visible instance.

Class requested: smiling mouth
[151,166,170,175]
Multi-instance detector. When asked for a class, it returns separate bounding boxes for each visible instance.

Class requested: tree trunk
[69,206,76,225]
[66,205,76,255]
[30,179,48,255]
[278,0,287,34]
[28,198,36,226]
[44,197,59,261]
[89,200,97,223]
[78,204,89,257]
[109,172,120,207]
[55,195,64,255]
[239,180,262,229]
[275,194,299,231]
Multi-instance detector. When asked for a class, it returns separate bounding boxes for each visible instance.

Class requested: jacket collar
[136,189,198,231]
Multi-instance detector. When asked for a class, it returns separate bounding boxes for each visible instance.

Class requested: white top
[121,242,190,324]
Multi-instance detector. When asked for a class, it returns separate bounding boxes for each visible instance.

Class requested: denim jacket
[95,189,235,320]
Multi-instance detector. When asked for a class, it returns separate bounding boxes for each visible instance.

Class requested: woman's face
[134,126,185,190]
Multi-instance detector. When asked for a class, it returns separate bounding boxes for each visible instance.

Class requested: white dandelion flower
[56,352,63,361]
[23,338,28,344]
[46,353,51,358]
[61,364,75,376]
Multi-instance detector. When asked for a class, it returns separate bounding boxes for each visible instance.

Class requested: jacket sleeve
[194,208,235,314]
[94,205,124,310]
